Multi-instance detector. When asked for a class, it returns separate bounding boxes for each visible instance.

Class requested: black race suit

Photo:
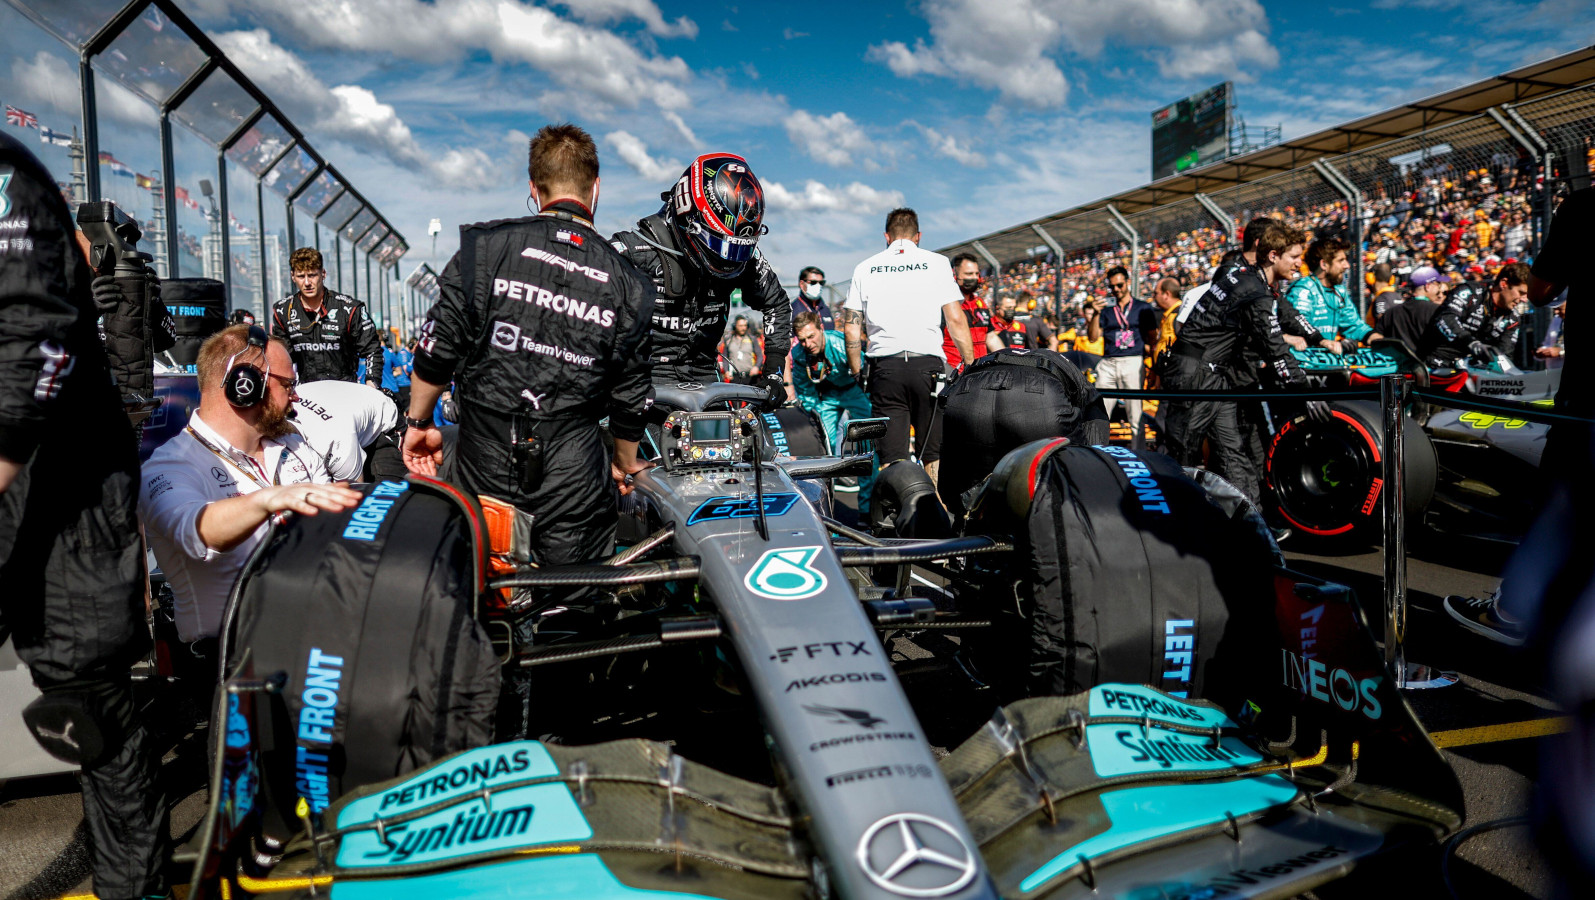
[610,212,790,384]
[1229,288,1328,488]
[1163,257,1304,503]
[270,289,383,384]
[0,132,167,900]
[412,201,655,739]
[1419,280,1521,367]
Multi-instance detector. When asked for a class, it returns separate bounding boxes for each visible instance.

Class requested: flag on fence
[39,127,73,147]
[5,106,38,128]
[135,173,154,189]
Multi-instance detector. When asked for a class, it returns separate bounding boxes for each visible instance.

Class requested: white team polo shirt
[291,380,399,482]
[140,410,330,641]
[845,239,963,358]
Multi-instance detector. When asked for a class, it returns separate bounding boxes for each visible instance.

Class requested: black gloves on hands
[90,275,124,315]
[757,372,787,409]
[1304,400,1333,424]
[1467,340,1493,361]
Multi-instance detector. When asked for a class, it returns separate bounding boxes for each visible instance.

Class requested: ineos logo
[491,320,522,351]
[856,814,977,897]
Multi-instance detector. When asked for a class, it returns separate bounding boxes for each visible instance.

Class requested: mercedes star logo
[856,813,978,897]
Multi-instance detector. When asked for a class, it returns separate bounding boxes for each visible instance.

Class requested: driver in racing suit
[0,131,168,900]
[1419,263,1530,368]
[610,153,790,403]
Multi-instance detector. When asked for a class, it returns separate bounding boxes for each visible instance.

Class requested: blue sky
[3,0,1593,292]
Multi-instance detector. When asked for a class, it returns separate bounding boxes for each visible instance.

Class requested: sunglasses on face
[804,279,825,286]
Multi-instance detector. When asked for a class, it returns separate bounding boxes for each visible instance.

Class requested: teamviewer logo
[491,320,522,351]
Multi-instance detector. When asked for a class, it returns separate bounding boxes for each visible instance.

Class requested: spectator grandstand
[940,47,1595,360]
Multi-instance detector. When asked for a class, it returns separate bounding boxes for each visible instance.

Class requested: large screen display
[1152,82,1233,180]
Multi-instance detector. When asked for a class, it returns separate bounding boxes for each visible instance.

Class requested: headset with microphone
[223,324,272,408]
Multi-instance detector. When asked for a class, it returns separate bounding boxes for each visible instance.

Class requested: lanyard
[186,426,277,490]
[1112,300,1131,331]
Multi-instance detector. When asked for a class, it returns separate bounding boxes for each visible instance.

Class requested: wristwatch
[403,414,434,429]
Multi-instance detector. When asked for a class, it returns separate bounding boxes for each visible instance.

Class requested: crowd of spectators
[988,154,1560,333]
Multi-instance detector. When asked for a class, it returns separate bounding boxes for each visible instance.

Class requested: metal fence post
[1311,159,1364,314]
[1381,375,1408,686]
[969,240,1002,288]
[1194,193,1238,247]
[1105,205,1140,298]
[1029,223,1068,321]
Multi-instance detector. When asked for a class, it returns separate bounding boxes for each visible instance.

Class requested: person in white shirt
[140,325,361,645]
[291,380,401,482]
[842,207,974,467]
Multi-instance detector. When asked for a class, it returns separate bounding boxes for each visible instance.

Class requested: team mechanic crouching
[271,247,383,385]
[402,124,654,740]
[1418,262,1530,368]
[792,311,875,514]
[612,153,790,402]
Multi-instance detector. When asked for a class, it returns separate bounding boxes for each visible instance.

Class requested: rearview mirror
[844,417,889,444]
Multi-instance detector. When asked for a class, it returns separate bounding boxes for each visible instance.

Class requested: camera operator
[0,131,167,900]
[1163,223,1312,503]
[1418,262,1530,368]
[402,124,654,740]
[611,153,789,405]
[270,247,383,386]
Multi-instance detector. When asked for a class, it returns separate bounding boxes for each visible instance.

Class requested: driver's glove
[1467,340,1493,361]
[1304,400,1333,423]
[91,275,124,315]
[756,371,787,408]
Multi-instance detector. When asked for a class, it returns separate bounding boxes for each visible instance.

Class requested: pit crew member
[611,153,789,404]
[792,311,875,514]
[1418,262,1530,368]
[401,124,654,740]
[270,247,383,385]
[291,379,400,481]
[141,326,357,646]
[843,207,974,470]
[943,252,992,367]
[986,294,1028,351]
[1162,223,1311,503]
[0,131,169,900]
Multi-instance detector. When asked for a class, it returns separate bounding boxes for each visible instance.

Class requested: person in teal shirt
[791,311,875,514]
[1284,236,1383,352]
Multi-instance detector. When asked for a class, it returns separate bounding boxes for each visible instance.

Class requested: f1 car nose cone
[857,813,979,897]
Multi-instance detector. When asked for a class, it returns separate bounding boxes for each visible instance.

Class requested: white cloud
[764,180,904,213]
[12,51,154,127]
[663,111,700,146]
[552,0,698,38]
[207,0,693,111]
[869,0,1277,108]
[912,124,987,167]
[785,110,880,168]
[215,29,497,189]
[605,131,682,181]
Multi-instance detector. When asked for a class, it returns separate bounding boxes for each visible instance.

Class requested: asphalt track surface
[0,503,1565,899]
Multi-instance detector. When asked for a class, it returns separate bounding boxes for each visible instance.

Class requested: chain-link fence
[982,82,1595,361]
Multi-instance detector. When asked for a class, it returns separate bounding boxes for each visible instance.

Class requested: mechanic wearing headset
[611,152,791,403]
[141,325,360,650]
[0,131,168,900]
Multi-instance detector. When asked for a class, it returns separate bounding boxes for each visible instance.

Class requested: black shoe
[1443,593,1526,646]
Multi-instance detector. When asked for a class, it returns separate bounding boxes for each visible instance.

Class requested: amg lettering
[520,246,610,282]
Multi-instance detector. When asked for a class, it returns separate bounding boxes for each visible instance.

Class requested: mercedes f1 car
[1264,341,1557,541]
[181,382,1462,900]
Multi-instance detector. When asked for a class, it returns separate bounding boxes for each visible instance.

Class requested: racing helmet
[666,153,766,278]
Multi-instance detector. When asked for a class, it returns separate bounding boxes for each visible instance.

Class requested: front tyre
[1265,400,1435,537]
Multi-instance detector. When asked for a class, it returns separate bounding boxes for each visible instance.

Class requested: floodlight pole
[1105,205,1140,298]
[1194,193,1238,247]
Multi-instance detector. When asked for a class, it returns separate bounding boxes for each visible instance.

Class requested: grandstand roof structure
[941,44,1595,266]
